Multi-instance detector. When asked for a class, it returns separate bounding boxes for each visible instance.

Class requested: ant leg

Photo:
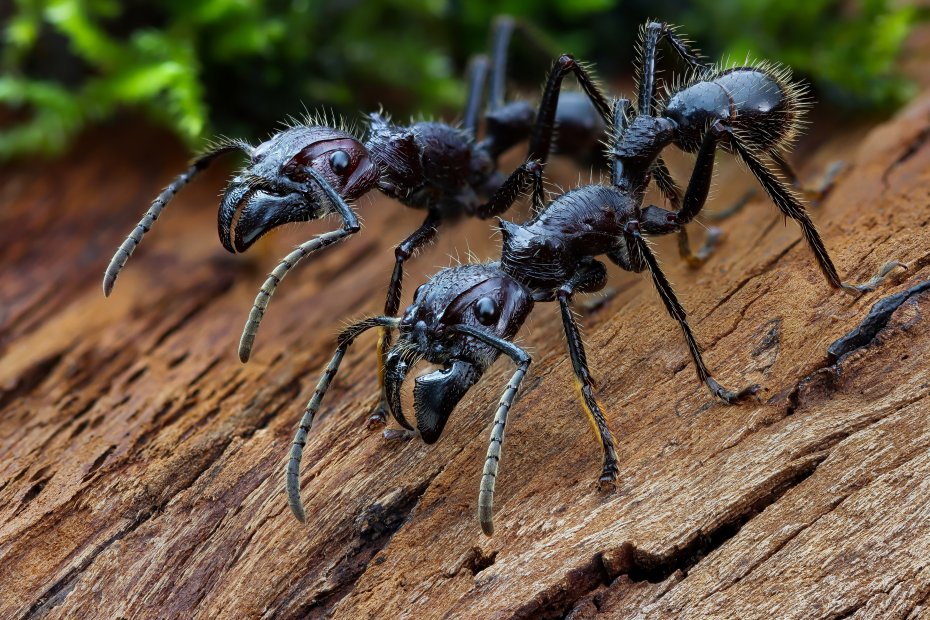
[629,228,760,403]
[556,267,620,487]
[489,16,516,110]
[475,159,544,218]
[653,129,725,267]
[636,21,707,117]
[238,169,360,363]
[463,55,490,136]
[371,213,442,427]
[529,55,612,164]
[479,17,537,159]
[729,136,906,293]
[769,151,844,207]
[704,189,757,222]
[654,159,713,266]
[103,139,250,296]
[287,316,400,522]
[449,324,531,537]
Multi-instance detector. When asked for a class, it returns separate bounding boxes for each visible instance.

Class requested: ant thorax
[364,114,499,218]
[499,185,635,291]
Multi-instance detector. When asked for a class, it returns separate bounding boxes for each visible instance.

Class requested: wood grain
[1,91,930,619]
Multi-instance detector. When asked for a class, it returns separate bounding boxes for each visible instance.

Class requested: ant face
[383,264,533,443]
[219,126,379,253]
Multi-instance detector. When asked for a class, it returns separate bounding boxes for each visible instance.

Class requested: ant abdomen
[665,65,806,154]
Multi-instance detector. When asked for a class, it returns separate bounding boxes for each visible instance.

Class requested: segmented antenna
[287,316,399,522]
[102,140,250,296]
[238,168,360,362]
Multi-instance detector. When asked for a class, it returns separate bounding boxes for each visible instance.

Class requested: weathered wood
[1,88,930,618]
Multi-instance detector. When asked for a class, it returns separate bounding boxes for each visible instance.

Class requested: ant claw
[597,474,618,492]
[383,428,415,441]
[365,404,388,430]
[707,378,760,404]
[841,260,908,296]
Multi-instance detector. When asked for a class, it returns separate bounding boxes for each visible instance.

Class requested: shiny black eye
[329,150,350,174]
[475,297,498,326]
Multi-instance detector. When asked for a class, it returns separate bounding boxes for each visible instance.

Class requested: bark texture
[2,90,930,619]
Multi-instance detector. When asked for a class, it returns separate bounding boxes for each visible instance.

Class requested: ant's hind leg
[630,229,759,403]
[370,214,441,428]
[729,136,906,293]
[770,151,844,207]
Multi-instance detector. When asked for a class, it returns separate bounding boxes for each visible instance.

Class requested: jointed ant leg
[529,55,612,165]
[238,169,361,363]
[653,128,724,267]
[637,21,707,116]
[610,98,633,186]
[462,55,490,136]
[489,16,516,111]
[628,227,759,403]
[103,139,250,296]
[287,316,399,522]
[769,151,844,206]
[371,213,442,427]
[476,159,544,219]
[451,324,531,537]
[729,135,906,293]
[704,189,756,222]
[556,276,620,487]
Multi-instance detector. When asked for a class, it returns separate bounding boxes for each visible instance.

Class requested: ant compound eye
[474,297,499,326]
[329,150,351,174]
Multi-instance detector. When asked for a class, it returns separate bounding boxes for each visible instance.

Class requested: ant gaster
[101,17,607,426]
[284,22,906,535]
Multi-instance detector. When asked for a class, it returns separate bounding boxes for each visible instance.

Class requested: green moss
[1,0,924,159]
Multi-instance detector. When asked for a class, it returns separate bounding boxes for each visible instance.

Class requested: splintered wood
[2,94,930,618]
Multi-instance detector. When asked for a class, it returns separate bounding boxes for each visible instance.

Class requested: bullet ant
[285,22,906,535]
[101,17,607,426]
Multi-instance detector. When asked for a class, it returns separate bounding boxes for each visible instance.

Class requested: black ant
[284,22,906,535]
[101,17,607,425]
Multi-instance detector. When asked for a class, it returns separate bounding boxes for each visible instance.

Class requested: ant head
[219,125,379,253]
[383,264,533,443]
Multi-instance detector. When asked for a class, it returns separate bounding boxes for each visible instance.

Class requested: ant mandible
[283,22,906,535]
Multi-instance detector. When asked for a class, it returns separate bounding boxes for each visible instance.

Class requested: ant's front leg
[556,261,620,487]
[653,160,723,268]
[529,55,612,165]
[370,213,441,428]
[476,159,544,218]
[627,225,760,404]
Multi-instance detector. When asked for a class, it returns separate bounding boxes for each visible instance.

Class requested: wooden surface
[2,89,930,619]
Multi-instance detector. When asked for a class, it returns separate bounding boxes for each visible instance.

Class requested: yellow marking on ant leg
[574,378,607,456]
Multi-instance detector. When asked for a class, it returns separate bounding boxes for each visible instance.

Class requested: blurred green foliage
[0,0,923,160]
